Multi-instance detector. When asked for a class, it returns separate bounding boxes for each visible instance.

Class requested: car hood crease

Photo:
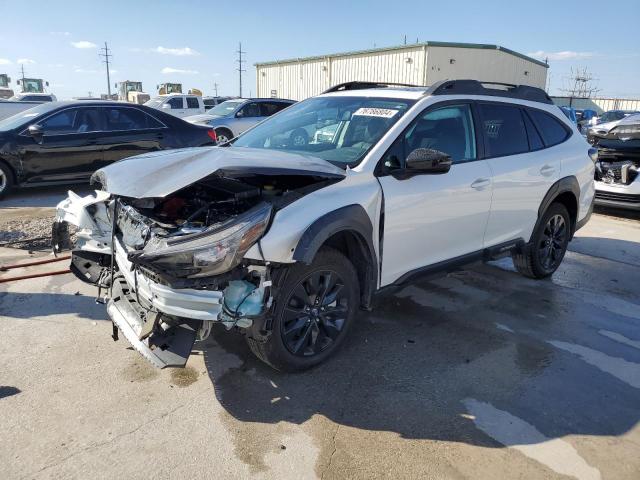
[92,146,346,198]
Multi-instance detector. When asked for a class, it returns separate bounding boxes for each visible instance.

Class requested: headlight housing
[132,202,272,278]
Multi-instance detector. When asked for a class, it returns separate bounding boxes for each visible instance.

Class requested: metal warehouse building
[256,42,548,100]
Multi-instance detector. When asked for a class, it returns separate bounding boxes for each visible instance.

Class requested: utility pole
[213,82,219,97]
[20,64,26,92]
[99,42,113,97]
[236,42,246,98]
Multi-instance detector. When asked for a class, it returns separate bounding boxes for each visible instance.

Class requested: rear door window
[103,107,163,131]
[478,103,529,157]
[528,109,570,147]
[186,97,200,109]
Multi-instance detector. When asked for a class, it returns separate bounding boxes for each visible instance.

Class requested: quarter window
[528,109,569,147]
[478,104,529,157]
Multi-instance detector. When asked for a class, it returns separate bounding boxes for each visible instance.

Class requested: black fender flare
[534,175,580,239]
[292,204,378,308]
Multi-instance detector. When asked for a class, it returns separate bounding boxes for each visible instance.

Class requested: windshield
[208,99,244,117]
[0,103,58,131]
[144,96,165,108]
[231,96,415,166]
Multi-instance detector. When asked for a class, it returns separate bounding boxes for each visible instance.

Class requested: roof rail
[323,81,421,94]
[426,79,553,104]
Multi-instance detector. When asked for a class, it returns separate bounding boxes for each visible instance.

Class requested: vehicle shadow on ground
[594,205,640,221]
[0,291,106,321]
[201,263,640,453]
[570,236,640,267]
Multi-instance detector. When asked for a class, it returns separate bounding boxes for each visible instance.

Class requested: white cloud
[527,50,595,61]
[71,41,97,49]
[17,58,36,64]
[0,58,11,65]
[161,67,199,75]
[50,31,71,36]
[155,46,200,56]
[74,67,99,74]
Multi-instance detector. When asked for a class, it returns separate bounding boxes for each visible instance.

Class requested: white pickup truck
[0,93,57,121]
[144,93,205,118]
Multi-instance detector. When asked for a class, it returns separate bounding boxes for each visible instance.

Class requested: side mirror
[235,110,244,118]
[28,124,43,137]
[401,148,452,177]
[161,103,171,109]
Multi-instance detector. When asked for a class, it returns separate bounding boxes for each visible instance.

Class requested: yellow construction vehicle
[116,81,150,104]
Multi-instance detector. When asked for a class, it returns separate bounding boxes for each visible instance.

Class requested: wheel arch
[536,176,580,239]
[292,204,378,309]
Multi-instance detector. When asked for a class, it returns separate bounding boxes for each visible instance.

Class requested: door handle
[540,164,556,176]
[471,178,491,190]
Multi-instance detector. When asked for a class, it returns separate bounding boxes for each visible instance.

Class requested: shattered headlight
[132,202,272,278]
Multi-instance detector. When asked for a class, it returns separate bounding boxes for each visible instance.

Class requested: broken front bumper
[106,239,226,368]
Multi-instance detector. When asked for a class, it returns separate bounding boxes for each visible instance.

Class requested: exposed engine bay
[54,169,341,368]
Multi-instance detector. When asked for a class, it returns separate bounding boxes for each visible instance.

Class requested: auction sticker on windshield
[353,107,399,118]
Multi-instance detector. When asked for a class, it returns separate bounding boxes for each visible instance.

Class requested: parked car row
[0,101,217,198]
[53,79,596,371]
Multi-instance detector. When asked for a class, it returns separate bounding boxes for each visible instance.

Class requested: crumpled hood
[92,146,346,198]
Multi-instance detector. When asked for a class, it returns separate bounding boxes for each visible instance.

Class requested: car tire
[246,247,359,372]
[0,161,15,200]
[215,128,233,144]
[512,202,571,279]
[289,128,309,147]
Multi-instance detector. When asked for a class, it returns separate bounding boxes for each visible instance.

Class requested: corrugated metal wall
[256,45,547,100]
[551,96,640,114]
[425,47,547,89]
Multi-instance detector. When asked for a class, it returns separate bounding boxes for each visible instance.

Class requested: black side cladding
[292,204,377,308]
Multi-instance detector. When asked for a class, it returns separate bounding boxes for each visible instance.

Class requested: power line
[237,42,246,98]
[99,42,113,97]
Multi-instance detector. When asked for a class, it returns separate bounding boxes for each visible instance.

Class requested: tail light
[207,129,217,143]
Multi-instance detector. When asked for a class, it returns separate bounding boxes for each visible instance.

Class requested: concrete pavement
[0,204,639,479]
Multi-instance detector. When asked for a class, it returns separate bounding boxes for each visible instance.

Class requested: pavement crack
[23,392,205,479]
[321,423,340,480]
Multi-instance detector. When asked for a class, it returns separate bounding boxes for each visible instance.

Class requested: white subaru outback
[54,80,596,371]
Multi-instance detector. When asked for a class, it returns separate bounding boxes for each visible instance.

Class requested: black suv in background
[0,101,217,198]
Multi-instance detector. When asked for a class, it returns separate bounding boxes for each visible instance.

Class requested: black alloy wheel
[245,247,359,372]
[281,270,348,357]
[537,214,567,271]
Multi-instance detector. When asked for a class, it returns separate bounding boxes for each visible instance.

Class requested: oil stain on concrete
[121,358,159,383]
[170,366,200,387]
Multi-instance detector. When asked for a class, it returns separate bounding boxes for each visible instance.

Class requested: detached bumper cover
[107,239,226,368]
[107,276,199,368]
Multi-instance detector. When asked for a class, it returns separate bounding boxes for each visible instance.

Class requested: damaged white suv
[54,80,596,371]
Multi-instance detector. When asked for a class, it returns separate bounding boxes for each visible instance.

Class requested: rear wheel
[246,247,359,372]
[0,162,15,200]
[512,203,571,279]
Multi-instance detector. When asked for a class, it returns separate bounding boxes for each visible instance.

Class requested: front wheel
[512,202,571,279]
[0,162,14,200]
[246,247,359,372]
[215,128,233,144]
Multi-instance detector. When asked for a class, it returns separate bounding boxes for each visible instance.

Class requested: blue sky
[0,0,638,99]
